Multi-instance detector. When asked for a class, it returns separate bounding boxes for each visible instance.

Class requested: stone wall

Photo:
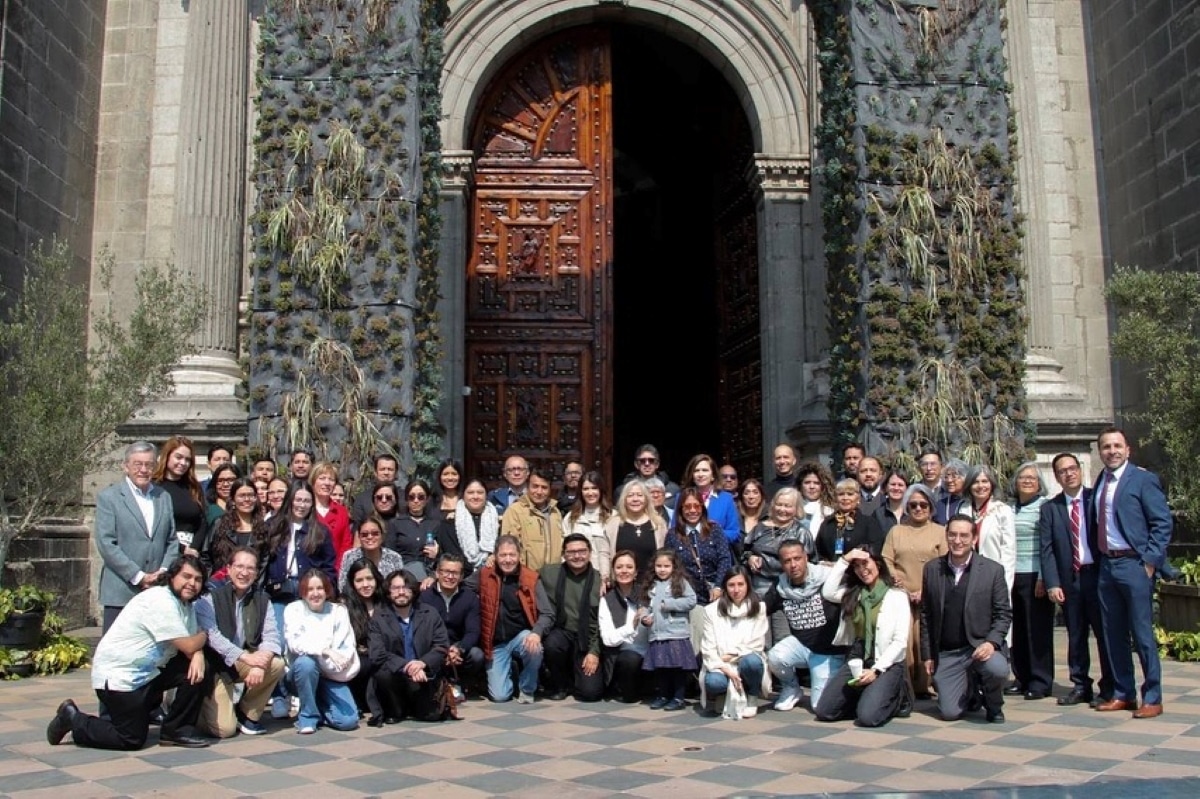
[0,0,106,302]
[1085,0,1200,418]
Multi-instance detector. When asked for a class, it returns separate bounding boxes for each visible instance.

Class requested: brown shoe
[1094,698,1135,712]
[1132,703,1163,719]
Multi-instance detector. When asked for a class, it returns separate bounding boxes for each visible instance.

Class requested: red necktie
[1097,474,1110,555]
[1069,497,1081,572]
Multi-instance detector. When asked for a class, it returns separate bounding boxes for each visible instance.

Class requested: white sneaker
[271,697,289,719]
[296,725,316,735]
[774,686,802,712]
[516,692,534,704]
[289,696,300,717]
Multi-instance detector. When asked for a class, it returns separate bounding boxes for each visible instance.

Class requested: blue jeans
[487,630,542,702]
[767,637,845,709]
[271,601,290,700]
[703,653,765,697]
[289,655,359,731]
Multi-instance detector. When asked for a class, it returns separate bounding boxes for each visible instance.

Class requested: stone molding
[749,154,811,201]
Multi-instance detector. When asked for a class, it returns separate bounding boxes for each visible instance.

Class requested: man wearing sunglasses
[618,444,680,506]
[351,453,400,526]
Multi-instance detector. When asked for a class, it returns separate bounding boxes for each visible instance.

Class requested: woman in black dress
[604,479,667,579]
[152,435,208,558]
[814,479,887,563]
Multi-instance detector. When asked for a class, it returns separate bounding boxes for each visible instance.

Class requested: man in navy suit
[94,441,180,633]
[1039,453,1112,706]
[1092,427,1173,718]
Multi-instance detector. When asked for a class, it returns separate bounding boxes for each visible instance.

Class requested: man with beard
[557,462,584,514]
[857,457,885,517]
[370,570,451,721]
[419,553,484,688]
[195,548,285,737]
[47,556,213,750]
[764,541,848,712]
[840,444,866,481]
[539,534,604,702]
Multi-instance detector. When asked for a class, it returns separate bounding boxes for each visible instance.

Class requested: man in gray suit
[95,441,180,632]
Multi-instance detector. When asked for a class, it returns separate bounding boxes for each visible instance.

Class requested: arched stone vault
[440,0,811,156]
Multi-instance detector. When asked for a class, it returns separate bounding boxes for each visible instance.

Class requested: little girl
[640,548,698,710]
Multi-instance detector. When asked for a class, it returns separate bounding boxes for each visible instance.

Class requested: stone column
[139,0,250,440]
[438,151,475,461]
[752,154,810,476]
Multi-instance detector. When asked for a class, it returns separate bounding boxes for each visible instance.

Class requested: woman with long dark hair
[664,487,732,606]
[340,558,388,724]
[699,566,769,717]
[207,477,264,581]
[815,547,910,727]
[563,471,616,579]
[433,458,465,521]
[283,569,360,734]
[204,463,243,527]
[336,515,404,595]
[599,551,650,703]
[436,478,498,579]
[386,478,440,580]
[678,453,741,546]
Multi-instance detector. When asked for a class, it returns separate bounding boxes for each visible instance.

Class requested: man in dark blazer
[1039,452,1113,706]
[94,441,180,632]
[921,514,1012,723]
[369,569,450,722]
[1092,427,1173,718]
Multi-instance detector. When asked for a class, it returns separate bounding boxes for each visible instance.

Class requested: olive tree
[0,240,208,572]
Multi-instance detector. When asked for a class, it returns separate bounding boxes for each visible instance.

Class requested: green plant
[1106,268,1200,523]
[0,241,207,571]
[31,634,90,675]
[0,585,54,625]
[1156,626,1200,662]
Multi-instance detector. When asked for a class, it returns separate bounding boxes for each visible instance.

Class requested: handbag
[722,677,751,720]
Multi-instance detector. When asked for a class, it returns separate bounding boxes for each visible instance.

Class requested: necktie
[1097,473,1110,555]
[1069,497,1081,572]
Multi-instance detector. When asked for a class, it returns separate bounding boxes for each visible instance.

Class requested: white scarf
[455,499,498,567]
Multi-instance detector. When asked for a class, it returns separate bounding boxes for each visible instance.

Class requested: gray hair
[834,478,860,494]
[642,477,665,491]
[772,487,801,508]
[901,483,935,509]
[1010,460,1047,498]
[942,458,969,478]
[963,464,1003,501]
[123,441,157,462]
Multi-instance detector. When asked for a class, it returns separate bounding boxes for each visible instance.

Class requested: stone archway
[437,1,820,475]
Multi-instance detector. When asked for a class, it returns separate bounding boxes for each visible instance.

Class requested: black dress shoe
[46,699,79,745]
[367,715,386,728]
[547,689,570,701]
[1058,689,1094,706]
[1024,691,1049,700]
[987,708,1006,723]
[1004,683,1024,696]
[148,708,166,726]
[159,733,211,748]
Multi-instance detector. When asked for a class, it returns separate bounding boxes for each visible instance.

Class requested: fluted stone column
[140,0,249,439]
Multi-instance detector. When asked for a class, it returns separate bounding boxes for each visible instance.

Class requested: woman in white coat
[964,465,1016,594]
[699,566,770,717]
[815,548,910,727]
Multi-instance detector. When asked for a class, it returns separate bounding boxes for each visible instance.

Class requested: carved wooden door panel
[466,30,613,486]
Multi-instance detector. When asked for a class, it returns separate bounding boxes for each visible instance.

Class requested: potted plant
[1159,555,1200,634]
[0,584,54,648]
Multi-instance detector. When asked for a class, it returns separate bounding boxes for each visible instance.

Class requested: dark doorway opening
[610,26,755,486]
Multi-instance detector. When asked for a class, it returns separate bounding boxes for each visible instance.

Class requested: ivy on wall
[248,0,446,482]
[811,0,1027,476]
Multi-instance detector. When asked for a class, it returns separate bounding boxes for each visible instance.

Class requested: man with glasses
[921,515,1012,723]
[420,553,484,691]
[370,570,451,721]
[94,441,180,633]
[1039,453,1112,708]
[539,534,604,702]
[620,444,680,505]
[718,464,739,494]
[489,455,529,513]
[557,461,585,514]
[195,548,285,737]
[351,454,400,526]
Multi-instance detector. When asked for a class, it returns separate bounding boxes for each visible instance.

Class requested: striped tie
[1069,497,1081,573]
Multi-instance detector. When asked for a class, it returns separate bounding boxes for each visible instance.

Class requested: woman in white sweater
[815,548,910,727]
[698,565,770,717]
[284,569,361,734]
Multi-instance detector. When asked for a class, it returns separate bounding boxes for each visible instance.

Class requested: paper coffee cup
[848,658,864,679]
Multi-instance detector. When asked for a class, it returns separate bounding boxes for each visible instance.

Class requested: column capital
[441,150,475,192]
[748,153,811,201]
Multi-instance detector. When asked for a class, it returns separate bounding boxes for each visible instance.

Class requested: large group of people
[48,426,1174,751]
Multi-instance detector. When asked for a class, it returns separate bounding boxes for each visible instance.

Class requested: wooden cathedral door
[465,30,614,485]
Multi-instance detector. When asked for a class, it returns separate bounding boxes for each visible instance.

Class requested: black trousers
[375,664,443,721]
[1063,564,1114,697]
[543,628,605,702]
[1011,572,1056,694]
[72,653,211,750]
[349,659,384,718]
[602,648,645,702]
[814,661,906,727]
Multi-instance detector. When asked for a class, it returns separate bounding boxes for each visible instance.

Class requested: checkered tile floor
[3,630,1200,797]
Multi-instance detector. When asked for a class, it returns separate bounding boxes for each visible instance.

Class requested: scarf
[711,600,757,663]
[853,580,889,661]
[454,500,498,567]
[774,567,825,603]
[973,499,990,541]
[835,510,855,530]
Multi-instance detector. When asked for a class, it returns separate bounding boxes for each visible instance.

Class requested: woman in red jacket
[312,462,353,570]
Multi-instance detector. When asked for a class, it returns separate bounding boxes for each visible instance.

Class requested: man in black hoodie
[619,444,680,506]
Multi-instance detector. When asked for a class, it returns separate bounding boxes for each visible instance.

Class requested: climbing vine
[248,0,445,484]
[812,0,1027,477]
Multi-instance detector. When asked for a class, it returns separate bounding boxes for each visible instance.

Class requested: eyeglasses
[907,501,931,510]
[1017,475,1040,483]
[375,494,395,501]
[389,585,413,593]
[504,466,528,474]
[127,461,155,471]
[563,548,590,557]
[216,477,237,484]
[359,529,382,538]
[1054,465,1081,476]
[564,470,583,478]
[636,457,657,465]
[436,569,463,578]
[408,492,427,500]
[720,473,737,480]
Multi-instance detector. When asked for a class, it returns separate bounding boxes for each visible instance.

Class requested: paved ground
[2,631,1200,798]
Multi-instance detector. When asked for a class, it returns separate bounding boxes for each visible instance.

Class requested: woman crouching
[815,547,910,727]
